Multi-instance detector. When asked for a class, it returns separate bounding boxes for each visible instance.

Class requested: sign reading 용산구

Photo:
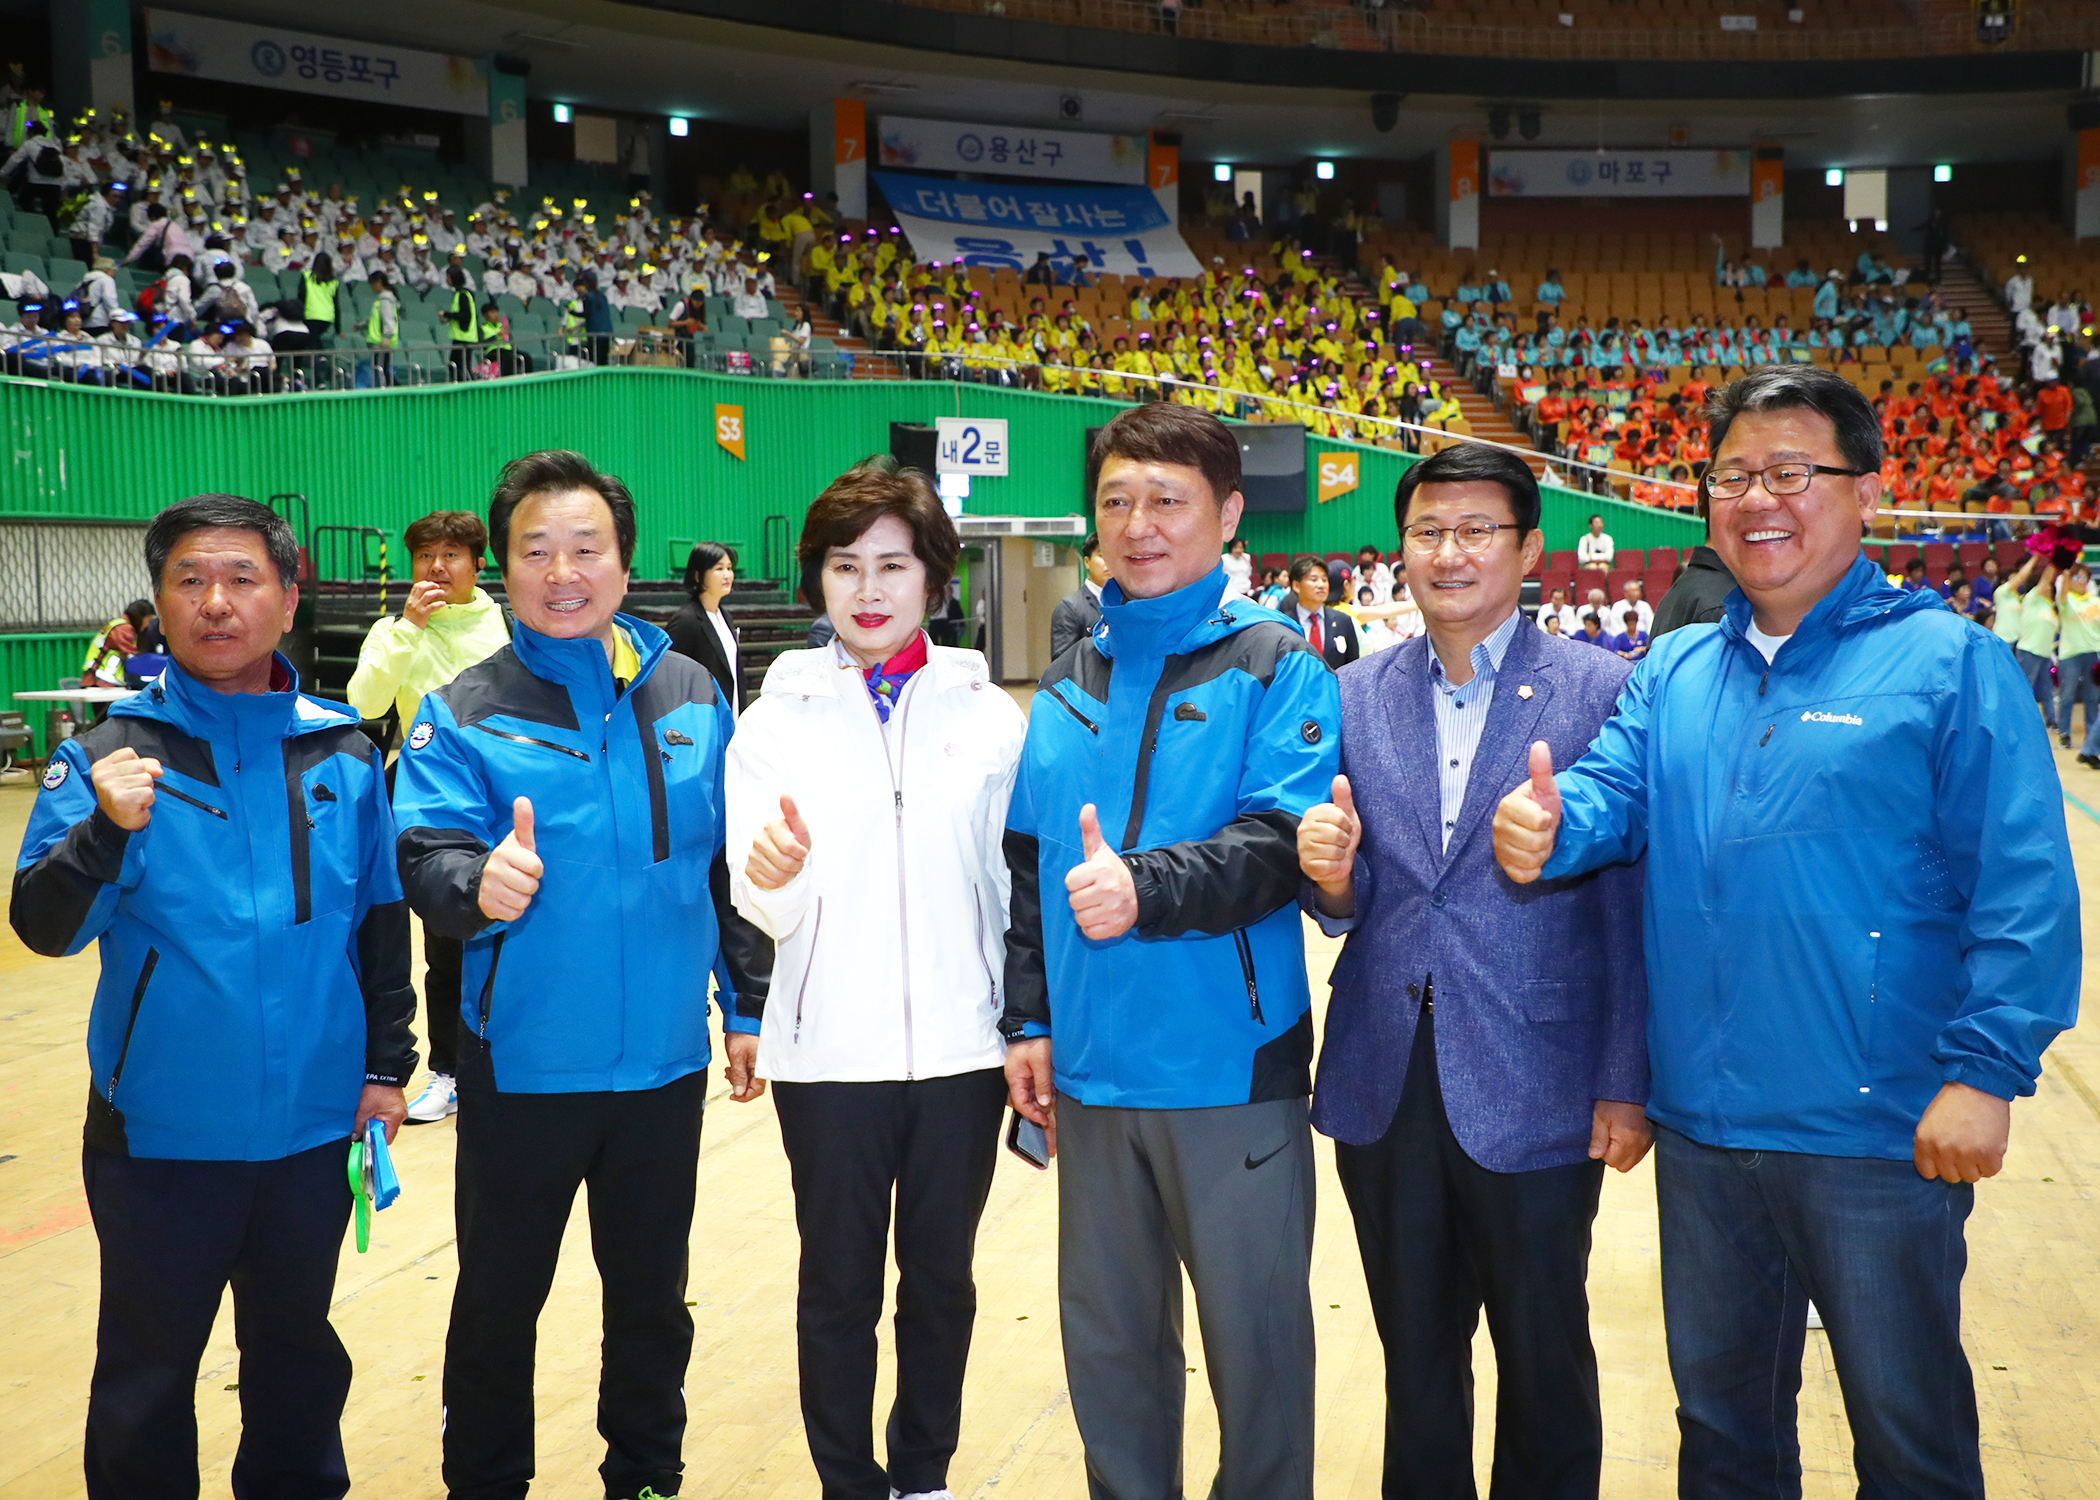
[876,116,1147,185]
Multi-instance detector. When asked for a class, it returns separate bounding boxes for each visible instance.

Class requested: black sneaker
[2080,754,2099,769]
[2061,733,2073,748]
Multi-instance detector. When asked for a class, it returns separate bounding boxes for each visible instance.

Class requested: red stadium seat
[1616,547,1646,573]
[1993,540,2026,570]
[1921,542,1954,572]
[1886,543,1920,573]
[1958,542,1987,571]
[1259,552,1287,575]
[1607,569,1638,601]
[1649,546,1679,571]
[1644,567,1675,600]
[1549,549,1578,575]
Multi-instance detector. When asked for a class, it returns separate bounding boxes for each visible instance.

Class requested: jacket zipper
[1232,929,1264,1024]
[106,948,159,1101]
[793,898,824,1042]
[883,686,917,1080]
[157,784,226,819]
[469,723,590,761]
[973,887,1000,1011]
[1047,686,1100,735]
[477,933,505,1035]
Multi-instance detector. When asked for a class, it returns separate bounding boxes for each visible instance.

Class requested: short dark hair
[1081,531,1101,559]
[489,450,637,572]
[1704,365,1883,478]
[405,510,488,564]
[1393,443,1542,535]
[145,494,300,591]
[682,541,738,601]
[1288,553,1325,585]
[797,454,960,610]
[1086,402,1242,509]
[123,599,154,627]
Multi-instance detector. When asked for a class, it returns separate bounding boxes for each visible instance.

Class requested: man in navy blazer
[1297,443,1650,1500]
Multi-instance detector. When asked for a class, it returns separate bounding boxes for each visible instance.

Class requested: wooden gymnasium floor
[3,734,2100,1499]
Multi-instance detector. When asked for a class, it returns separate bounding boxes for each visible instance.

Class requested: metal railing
[894,0,2100,59]
[0,328,862,394]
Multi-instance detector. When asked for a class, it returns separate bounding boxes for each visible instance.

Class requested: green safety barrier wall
[0,372,1703,757]
[1,631,98,759]
[0,370,1703,566]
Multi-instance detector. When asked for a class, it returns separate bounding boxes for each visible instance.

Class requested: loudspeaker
[2069,95,2100,132]
[1518,107,1541,141]
[1371,93,1403,133]
[890,423,937,473]
[1237,424,1308,514]
[1488,105,1511,141]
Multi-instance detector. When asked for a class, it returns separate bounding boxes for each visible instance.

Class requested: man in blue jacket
[392,450,771,1500]
[1495,366,2080,1500]
[1001,403,1341,1500]
[1298,444,1648,1500]
[13,493,416,1500]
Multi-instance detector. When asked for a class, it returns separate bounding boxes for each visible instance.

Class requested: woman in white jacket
[726,455,1026,1500]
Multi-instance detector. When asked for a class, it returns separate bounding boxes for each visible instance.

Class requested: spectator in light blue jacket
[1493,366,2079,1500]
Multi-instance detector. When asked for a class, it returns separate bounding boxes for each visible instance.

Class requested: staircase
[774,284,904,381]
[1935,259,2016,367]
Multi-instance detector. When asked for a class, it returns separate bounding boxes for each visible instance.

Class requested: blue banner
[871,171,1199,278]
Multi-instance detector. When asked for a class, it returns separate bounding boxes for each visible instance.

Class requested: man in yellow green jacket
[346,510,510,1123]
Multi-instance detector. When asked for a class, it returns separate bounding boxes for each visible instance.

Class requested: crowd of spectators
[0,86,851,390]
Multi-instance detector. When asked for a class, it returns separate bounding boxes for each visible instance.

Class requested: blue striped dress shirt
[1428,608,1528,852]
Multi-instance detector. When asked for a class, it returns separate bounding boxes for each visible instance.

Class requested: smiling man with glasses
[1494,365,2080,1500]
[1296,442,1649,1499]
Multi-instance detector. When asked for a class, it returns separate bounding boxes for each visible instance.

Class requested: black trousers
[82,1138,354,1500]
[772,1068,1007,1500]
[443,1073,706,1500]
[1333,999,1607,1500]
[422,928,461,1076]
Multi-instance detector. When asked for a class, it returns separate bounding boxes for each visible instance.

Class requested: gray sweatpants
[1056,1091,1316,1500]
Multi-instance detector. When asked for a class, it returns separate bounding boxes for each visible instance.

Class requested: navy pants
[772,1068,1007,1500]
[443,1072,705,1500]
[82,1138,354,1500]
[1654,1125,1983,1500]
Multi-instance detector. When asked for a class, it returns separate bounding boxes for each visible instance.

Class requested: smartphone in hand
[1005,1109,1050,1170]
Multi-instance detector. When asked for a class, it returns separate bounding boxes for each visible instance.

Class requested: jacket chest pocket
[295,774,359,923]
[646,713,719,881]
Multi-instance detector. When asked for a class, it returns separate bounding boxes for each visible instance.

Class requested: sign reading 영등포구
[144,9,486,116]
[1486,149,1752,198]
[872,170,1202,280]
[936,418,1008,477]
[876,116,1147,185]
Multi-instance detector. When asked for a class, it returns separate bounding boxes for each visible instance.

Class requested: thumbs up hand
[1493,741,1563,885]
[746,793,813,892]
[1065,803,1139,941]
[1298,774,1362,915]
[478,795,545,922]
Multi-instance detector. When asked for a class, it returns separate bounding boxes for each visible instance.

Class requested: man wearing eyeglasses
[1495,365,2079,1500]
[1295,442,1649,1499]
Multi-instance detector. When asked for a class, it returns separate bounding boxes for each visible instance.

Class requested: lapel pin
[1518,684,1534,699]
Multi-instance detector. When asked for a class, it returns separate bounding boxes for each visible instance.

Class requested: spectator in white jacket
[726,455,1027,1500]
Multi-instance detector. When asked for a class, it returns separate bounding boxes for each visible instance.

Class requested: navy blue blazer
[1310,617,1649,1170]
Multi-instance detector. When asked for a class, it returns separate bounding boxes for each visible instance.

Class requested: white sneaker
[406,1073,458,1123]
[891,1490,956,1500]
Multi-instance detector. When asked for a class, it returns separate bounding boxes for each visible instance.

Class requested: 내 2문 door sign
[936,417,1008,476]
[1317,451,1360,503]
[715,404,746,460]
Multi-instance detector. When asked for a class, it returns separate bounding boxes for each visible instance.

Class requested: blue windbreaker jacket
[1000,565,1342,1109]
[1544,552,2080,1159]
[12,656,416,1161]
[390,614,771,1095]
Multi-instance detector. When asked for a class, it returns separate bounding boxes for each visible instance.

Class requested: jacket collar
[763,631,990,701]
[427,586,504,634]
[1719,550,1936,651]
[118,651,353,741]
[510,611,668,717]
[1096,564,1234,661]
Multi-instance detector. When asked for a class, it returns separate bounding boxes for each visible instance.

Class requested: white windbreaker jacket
[726,638,1027,1083]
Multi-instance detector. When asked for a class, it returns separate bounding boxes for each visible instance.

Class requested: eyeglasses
[1400,522,1518,555]
[1704,462,1871,501]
